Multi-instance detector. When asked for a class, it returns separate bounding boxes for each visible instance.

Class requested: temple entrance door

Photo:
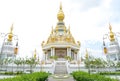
[55,48,67,58]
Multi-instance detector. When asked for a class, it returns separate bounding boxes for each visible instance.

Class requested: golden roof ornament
[57,2,65,21]
[109,23,115,41]
[51,26,54,34]
[77,41,81,46]
[8,24,13,42]
[68,26,71,34]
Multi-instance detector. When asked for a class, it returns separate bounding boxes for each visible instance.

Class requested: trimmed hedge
[98,72,120,75]
[0,72,49,81]
[72,71,118,81]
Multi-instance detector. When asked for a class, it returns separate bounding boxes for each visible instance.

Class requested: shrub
[0,71,49,81]
[72,71,118,81]
[98,72,120,75]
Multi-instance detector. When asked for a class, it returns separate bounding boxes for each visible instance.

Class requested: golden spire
[57,2,65,21]
[34,49,37,59]
[51,26,54,34]
[8,24,13,42]
[109,23,115,41]
[68,26,71,34]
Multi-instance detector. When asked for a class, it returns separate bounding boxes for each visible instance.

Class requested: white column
[45,51,47,61]
[51,48,53,56]
[69,48,71,57]
[46,53,48,60]
[53,47,55,56]
[42,51,45,60]
[74,53,76,60]
[77,52,80,60]
[67,47,71,57]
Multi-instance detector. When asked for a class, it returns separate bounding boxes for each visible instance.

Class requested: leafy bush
[72,71,118,81]
[98,72,120,75]
[4,72,14,75]
[50,56,58,60]
[3,71,23,75]
[0,71,49,81]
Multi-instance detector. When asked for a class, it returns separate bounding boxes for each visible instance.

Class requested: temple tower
[0,24,18,60]
[41,3,80,61]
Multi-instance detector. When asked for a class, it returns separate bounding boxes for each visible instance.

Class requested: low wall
[0,63,55,74]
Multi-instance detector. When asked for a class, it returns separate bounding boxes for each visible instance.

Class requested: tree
[3,58,12,72]
[26,57,37,73]
[14,58,23,72]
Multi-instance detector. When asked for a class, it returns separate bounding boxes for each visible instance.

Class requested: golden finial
[60,2,62,10]
[8,24,13,42]
[34,49,37,59]
[51,26,54,34]
[109,23,115,41]
[57,2,65,21]
[68,26,71,34]
[109,23,112,32]
[77,41,81,46]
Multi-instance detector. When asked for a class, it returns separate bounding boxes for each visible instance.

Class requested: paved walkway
[48,74,75,81]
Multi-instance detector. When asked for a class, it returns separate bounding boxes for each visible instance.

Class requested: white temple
[41,3,80,61]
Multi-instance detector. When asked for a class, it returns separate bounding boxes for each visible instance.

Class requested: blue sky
[0,0,120,59]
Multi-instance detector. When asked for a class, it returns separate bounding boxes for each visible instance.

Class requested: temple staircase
[54,61,67,74]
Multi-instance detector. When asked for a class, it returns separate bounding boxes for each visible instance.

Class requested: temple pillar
[73,50,78,60]
[51,48,53,56]
[67,47,71,57]
[45,51,47,61]
[43,50,47,60]
[51,47,55,56]
[77,52,80,60]
[53,47,55,56]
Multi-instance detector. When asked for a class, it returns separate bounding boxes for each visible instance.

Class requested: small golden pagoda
[41,3,80,60]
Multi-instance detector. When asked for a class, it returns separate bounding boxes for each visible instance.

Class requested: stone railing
[0,62,55,74]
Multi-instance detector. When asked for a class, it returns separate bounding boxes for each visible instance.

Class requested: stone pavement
[48,74,75,81]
